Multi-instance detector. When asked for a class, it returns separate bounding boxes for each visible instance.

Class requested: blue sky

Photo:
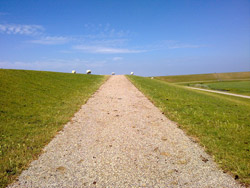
[0,0,249,76]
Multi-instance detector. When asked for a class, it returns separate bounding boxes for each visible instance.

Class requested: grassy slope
[155,71,250,83]
[187,81,250,96]
[0,69,108,187]
[127,75,250,185]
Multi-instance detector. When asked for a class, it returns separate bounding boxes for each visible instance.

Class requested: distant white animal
[112,72,115,75]
[72,70,76,74]
[86,70,91,74]
[151,77,154,79]
[130,72,134,75]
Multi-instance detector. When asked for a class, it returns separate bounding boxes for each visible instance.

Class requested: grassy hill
[127,75,250,185]
[0,69,108,187]
[155,71,250,83]
[187,81,250,96]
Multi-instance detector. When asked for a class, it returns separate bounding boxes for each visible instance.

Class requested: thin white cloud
[164,40,203,49]
[168,44,202,49]
[90,39,127,47]
[73,24,141,54]
[29,36,70,45]
[85,60,107,68]
[0,58,106,71]
[112,57,123,61]
[83,23,130,39]
[0,24,44,35]
[73,45,145,54]
[147,40,204,50]
[60,50,75,54]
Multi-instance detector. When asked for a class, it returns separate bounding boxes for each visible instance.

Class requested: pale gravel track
[187,86,250,99]
[9,75,242,188]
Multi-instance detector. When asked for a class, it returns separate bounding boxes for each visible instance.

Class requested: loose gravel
[9,75,242,187]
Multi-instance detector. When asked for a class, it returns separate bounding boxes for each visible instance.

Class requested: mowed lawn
[187,81,250,96]
[127,75,250,185]
[0,69,107,187]
[155,71,250,83]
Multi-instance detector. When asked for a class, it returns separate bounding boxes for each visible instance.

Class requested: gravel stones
[9,75,242,188]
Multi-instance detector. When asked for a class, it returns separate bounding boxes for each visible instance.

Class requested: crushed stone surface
[9,75,242,188]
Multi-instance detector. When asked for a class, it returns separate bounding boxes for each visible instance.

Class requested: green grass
[0,69,108,188]
[155,71,250,83]
[186,80,250,96]
[127,75,250,185]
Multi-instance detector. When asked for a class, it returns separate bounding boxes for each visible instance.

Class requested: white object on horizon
[86,70,91,74]
[130,72,134,75]
[72,70,76,74]
[112,72,115,75]
[151,77,154,79]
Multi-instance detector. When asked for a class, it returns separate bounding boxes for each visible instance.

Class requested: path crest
[9,75,242,187]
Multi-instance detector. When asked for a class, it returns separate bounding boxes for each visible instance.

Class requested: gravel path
[9,75,242,188]
[187,86,250,99]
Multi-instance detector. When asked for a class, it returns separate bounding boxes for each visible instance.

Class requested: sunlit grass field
[127,75,250,185]
[186,80,250,96]
[155,71,250,83]
[0,69,108,187]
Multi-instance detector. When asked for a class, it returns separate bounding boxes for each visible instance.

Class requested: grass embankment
[186,80,250,96]
[127,75,250,185]
[0,69,108,187]
[155,71,250,83]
